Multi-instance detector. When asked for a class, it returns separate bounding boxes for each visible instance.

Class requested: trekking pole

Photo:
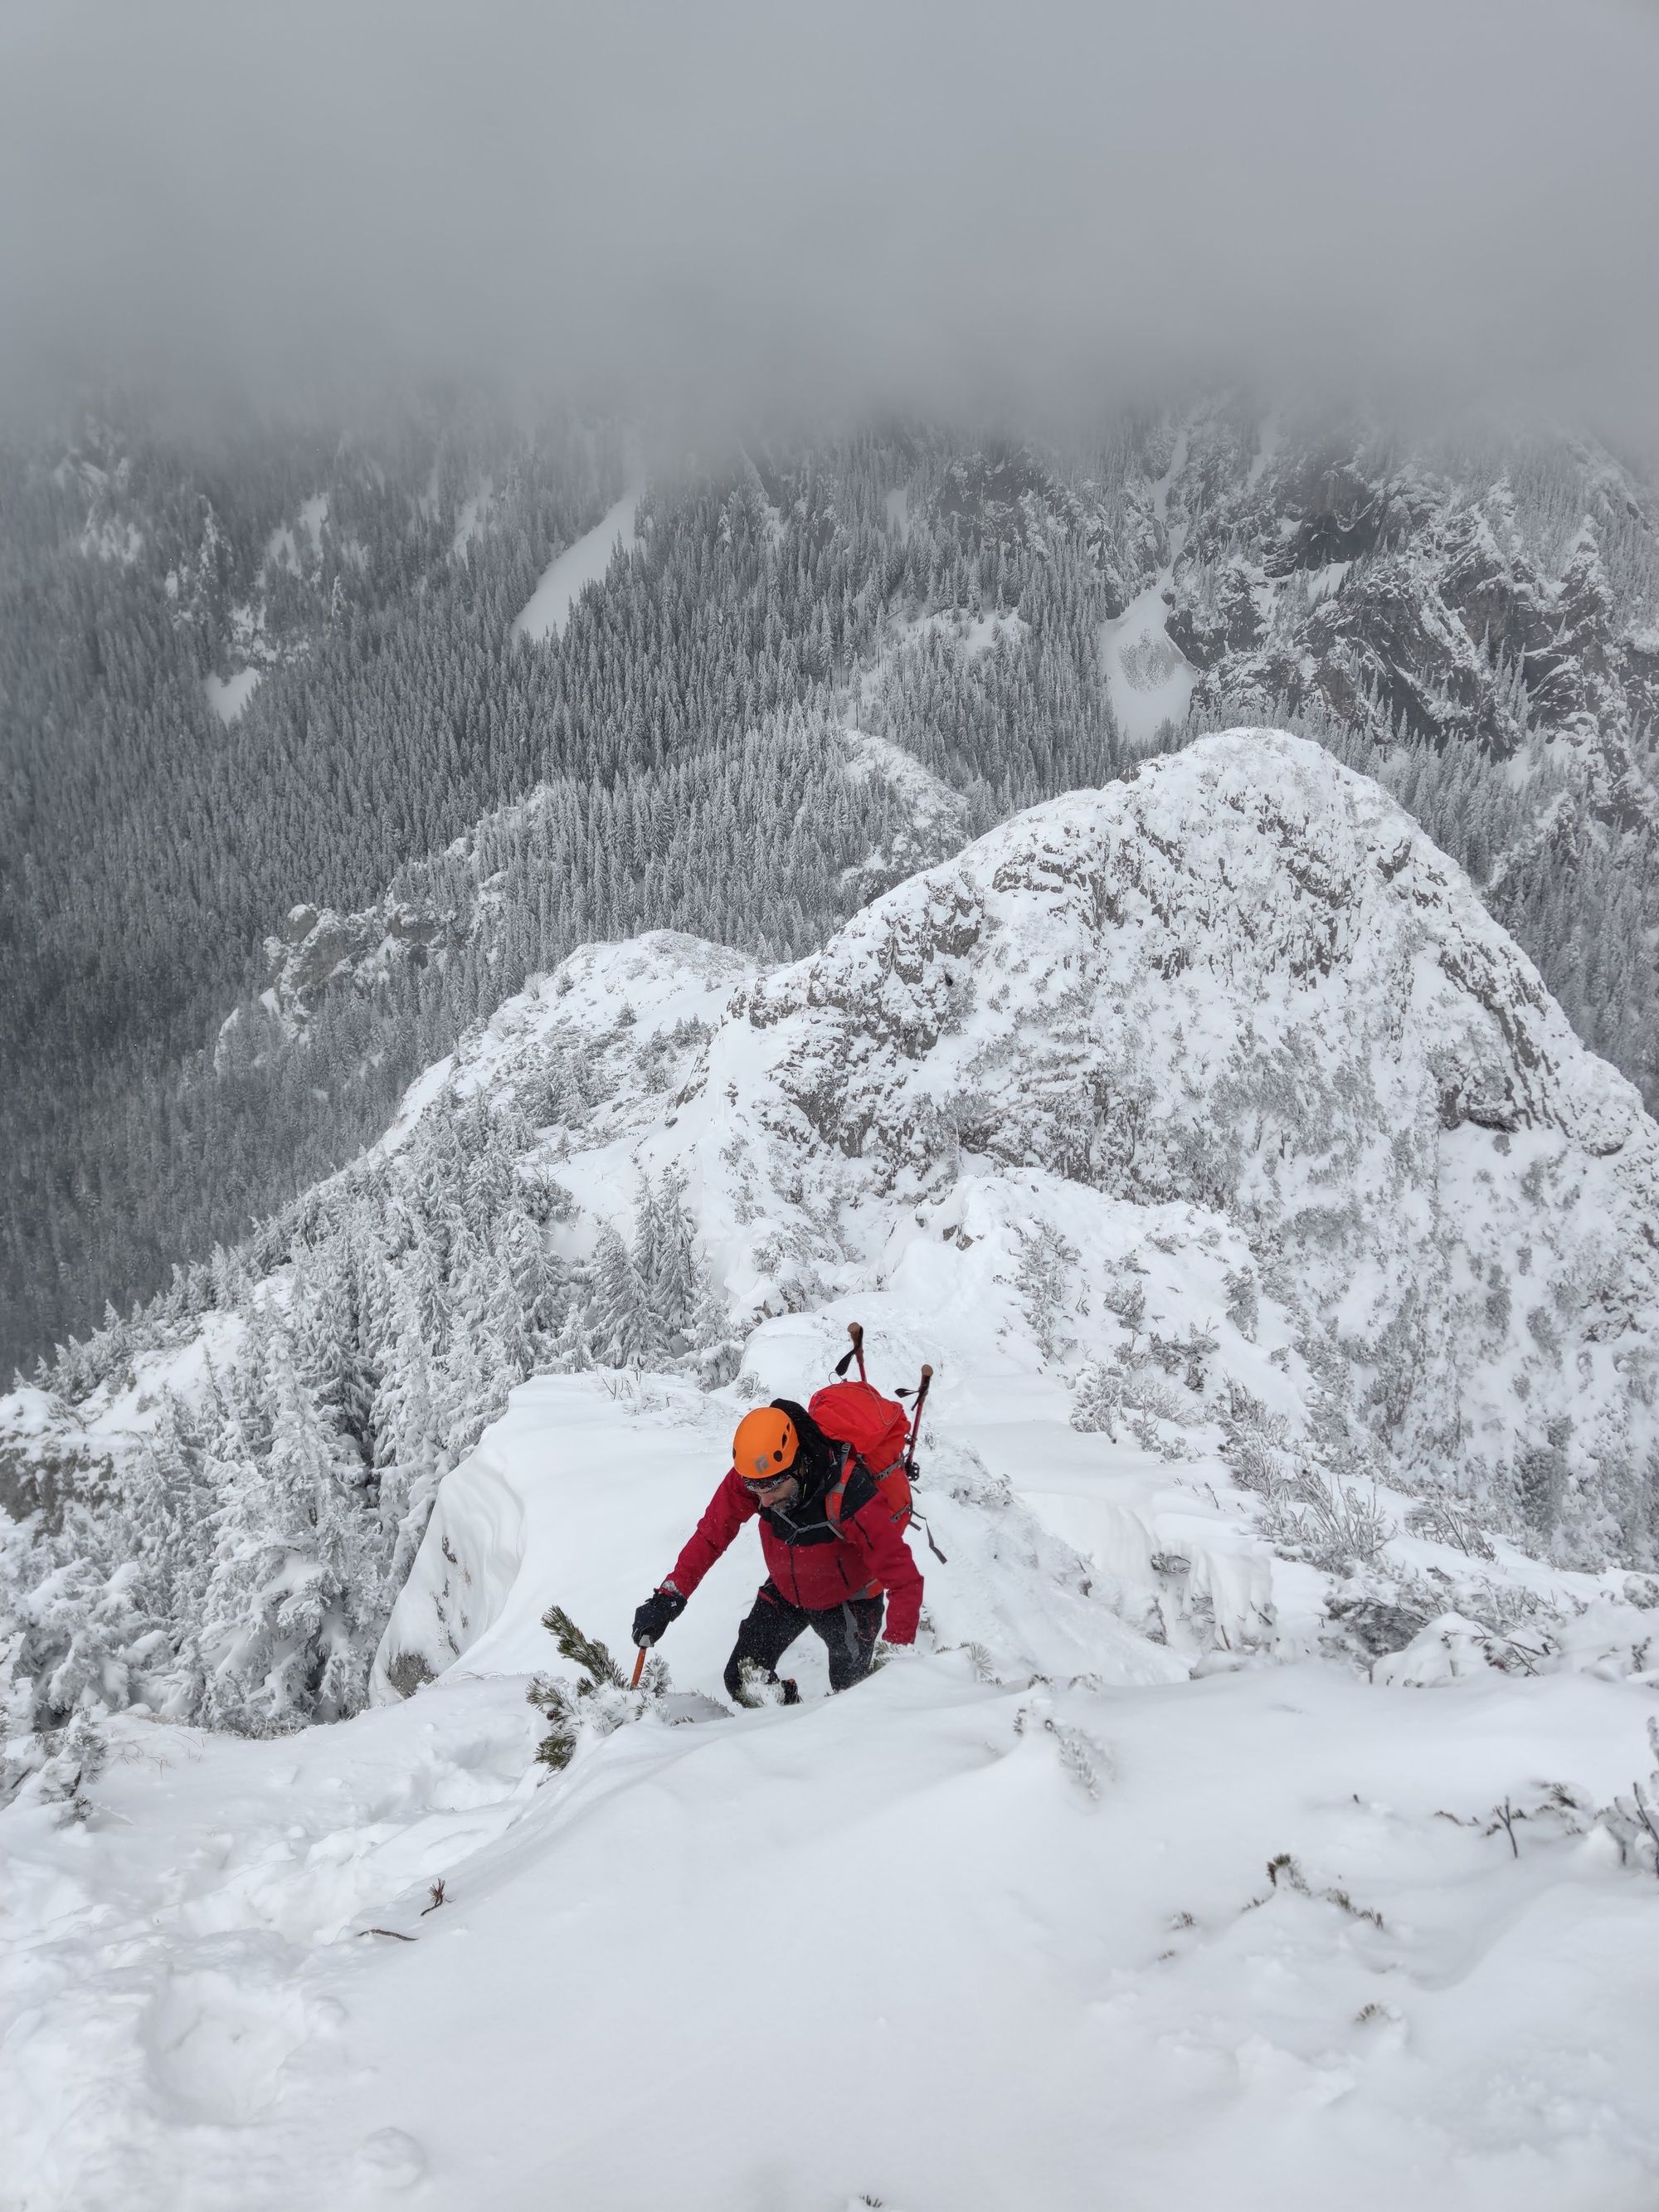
[834,1320,868,1383]
[903,1364,932,1474]
[896,1363,946,1562]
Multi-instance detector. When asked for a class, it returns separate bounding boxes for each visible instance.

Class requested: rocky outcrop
[1165,424,1658,836]
[264,899,461,1023]
[672,733,1659,1560]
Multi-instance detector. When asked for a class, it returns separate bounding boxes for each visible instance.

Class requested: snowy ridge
[653,729,1657,1561]
[8,730,1659,2205]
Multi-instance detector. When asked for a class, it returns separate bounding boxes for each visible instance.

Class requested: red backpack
[809,1380,913,1531]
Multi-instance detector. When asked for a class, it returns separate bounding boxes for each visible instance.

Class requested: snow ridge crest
[681,730,1656,1558]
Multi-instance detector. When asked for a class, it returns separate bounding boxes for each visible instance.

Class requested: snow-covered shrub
[1016,1223,1079,1363]
[1259,1471,1395,1575]
[33,1710,107,1825]
[1219,1386,1292,1492]
[1076,1348,1204,1458]
[1224,1383,1394,1571]
[1070,1362,1122,1439]
[1146,1322,1218,1394]
[1405,1495,1498,1561]
[1597,1720,1659,1877]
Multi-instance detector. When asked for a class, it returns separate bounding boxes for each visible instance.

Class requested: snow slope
[1101,581,1198,742]
[202,668,261,725]
[7,1351,1659,2211]
[9,729,1659,2206]
[513,486,643,643]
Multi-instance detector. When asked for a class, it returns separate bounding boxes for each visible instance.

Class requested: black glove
[631,1587,686,1648]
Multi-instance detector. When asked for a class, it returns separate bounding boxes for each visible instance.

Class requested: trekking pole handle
[848,1320,867,1383]
[904,1365,933,1469]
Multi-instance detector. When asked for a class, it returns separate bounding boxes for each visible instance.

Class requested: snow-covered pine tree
[591,1223,652,1369]
[632,1172,667,1342]
[498,1204,554,1368]
[547,1294,596,1374]
[372,1273,444,1590]
[647,1167,703,1352]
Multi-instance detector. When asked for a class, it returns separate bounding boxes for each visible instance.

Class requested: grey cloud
[2,0,1657,437]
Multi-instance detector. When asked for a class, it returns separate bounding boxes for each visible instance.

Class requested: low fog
[2,0,1657,439]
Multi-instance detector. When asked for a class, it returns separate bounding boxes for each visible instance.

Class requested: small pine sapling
[1013,1702,1109,1801]
[541,1604,626,1687]
[1224,1266,1259,1341]
[527,1603,668,1771]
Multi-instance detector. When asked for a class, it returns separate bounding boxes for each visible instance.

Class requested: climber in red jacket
[631,1399,923,1701]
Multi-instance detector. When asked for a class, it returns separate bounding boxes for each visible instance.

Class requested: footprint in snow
[144,1961,315,2123]
[356,2127,428,2190]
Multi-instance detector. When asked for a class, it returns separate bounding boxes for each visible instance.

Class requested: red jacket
[666,1464,924,1644]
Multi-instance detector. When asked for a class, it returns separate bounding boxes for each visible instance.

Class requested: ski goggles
[739,1468,795,1495]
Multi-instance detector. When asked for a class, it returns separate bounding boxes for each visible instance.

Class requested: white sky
[2,0,1657,439]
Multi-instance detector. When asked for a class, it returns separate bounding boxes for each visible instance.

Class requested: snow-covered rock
[264,896,460,1025]
[621,728,1658,1562]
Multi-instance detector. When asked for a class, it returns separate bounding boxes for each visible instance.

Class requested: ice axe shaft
[630,1644,649,1689]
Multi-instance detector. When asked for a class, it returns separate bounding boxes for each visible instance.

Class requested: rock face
[265,898,458,1022]
[931,412,1658,829]
[665,731,1658,1559]
[1163,426,1658,831]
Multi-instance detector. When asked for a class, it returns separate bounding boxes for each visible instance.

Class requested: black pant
[723,1581,884,1702]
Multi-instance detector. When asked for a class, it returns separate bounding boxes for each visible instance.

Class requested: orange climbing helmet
[732,1405,799,1485]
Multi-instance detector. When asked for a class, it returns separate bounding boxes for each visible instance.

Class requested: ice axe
[630,1642,649,1690]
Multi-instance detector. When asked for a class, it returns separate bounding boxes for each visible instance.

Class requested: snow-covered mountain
[8,728,1659,2207]
[397,727,1659,1566]
[8,728,1658,1743]
[12,400,1659,1391]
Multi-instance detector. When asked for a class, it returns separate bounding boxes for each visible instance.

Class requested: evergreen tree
[591,1224,651,1368]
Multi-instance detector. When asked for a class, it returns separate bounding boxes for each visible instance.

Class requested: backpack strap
[823,1448,878,1534]
[909,1508,949,1565]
